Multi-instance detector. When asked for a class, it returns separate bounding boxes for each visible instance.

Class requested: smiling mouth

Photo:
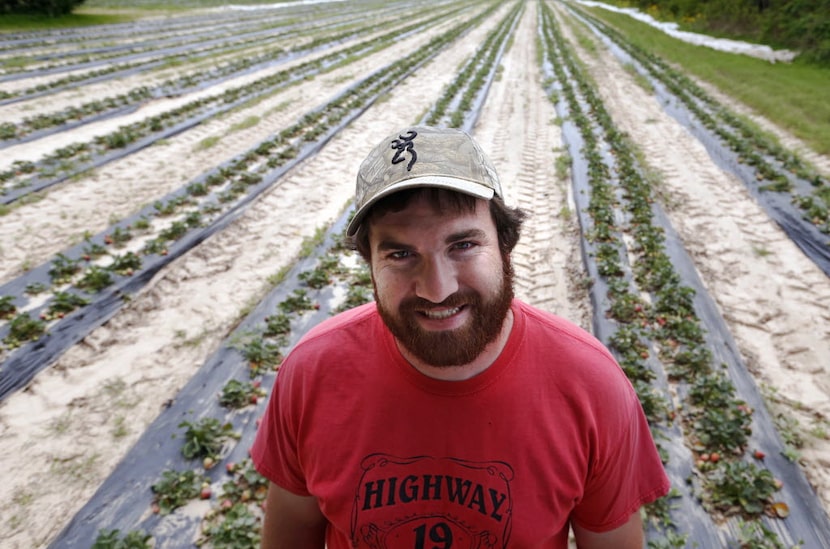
[421,306,463,320]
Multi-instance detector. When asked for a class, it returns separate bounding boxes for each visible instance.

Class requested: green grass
[0,11,136,32]
[587,8,830,156]
[229,115,261,132]
[195,135,221,150]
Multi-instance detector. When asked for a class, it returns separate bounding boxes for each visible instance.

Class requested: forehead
[368,194,494,244]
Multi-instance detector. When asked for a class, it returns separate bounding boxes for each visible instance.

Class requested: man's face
[368,194,513,367]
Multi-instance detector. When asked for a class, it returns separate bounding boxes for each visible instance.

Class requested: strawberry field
[1,0,829,547]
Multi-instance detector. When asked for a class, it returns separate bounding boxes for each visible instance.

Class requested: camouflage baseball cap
[346,126,503,236]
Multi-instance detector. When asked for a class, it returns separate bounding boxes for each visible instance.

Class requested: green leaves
[151,469,208,515]
[706,461,780,515]
[179,418,239,461]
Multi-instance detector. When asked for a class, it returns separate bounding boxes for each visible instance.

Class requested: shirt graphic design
[351,454,514,549]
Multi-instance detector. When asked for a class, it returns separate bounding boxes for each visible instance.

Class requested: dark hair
[347,188,527,261]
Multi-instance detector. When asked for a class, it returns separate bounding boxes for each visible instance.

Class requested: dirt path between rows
[0,1,828,547]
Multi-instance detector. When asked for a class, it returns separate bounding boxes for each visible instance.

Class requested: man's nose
[414,256,458,304]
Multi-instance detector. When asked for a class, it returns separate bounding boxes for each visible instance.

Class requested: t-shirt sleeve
[251,357,311,496]
[571,385,671,532]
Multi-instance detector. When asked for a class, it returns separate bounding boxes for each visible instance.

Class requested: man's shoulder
[513,300,637,416]
[513,300,612,361]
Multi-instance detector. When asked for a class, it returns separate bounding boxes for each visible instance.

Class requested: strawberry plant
[185,211,203,228]
[0,122,16,140]
[3,313,46,348]
[82,239,108,260]
[240,338,282,377]
[186,182,208,197]
[108,252,142,276]
[159,220,189,242]
[735,519,791,549]
[705,461,780,516]
[179,418,239,461]
[132,216,151,231]
[263,313,291,337]
[219,459,269,505]
[0,296,16,320]
[48,253,81,285]
[108,226,133,248]
[45,291,89,320]
[219,380,264,409]
[693,405,752,454]
[91,528,153,549]
[100,128,139,150]
[151,469,208,515]
[141,239,167,255]
[77,266,113,293]
[198,503,260,549]
[152,199,180,217]
[278,289,314,314]
[24,282,47,295]
[298,267,331,289]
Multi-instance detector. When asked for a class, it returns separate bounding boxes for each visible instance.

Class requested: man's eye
[389,250,412,260]
[453,241,475,250]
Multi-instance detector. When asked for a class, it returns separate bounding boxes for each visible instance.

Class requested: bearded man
[252,126,670,548]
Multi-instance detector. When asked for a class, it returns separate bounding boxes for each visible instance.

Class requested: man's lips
[419,305,464,320]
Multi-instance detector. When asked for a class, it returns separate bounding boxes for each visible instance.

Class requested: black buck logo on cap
[390,130,418,172]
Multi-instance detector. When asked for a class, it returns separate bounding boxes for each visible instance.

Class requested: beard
[375,258,515,367]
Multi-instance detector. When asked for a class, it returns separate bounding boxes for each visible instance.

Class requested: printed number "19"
[413,522,453,549]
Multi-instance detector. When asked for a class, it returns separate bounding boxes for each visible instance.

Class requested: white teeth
[424,307,460,320]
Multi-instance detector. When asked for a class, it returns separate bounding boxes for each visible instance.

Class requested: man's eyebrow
[446,228,487,244]
[376,239,412,252]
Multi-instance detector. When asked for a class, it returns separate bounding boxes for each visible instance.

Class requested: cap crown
[347,126,502,235]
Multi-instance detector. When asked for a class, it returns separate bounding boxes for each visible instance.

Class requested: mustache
[399,290,481,312]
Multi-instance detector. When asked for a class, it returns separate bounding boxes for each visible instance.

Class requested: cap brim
[345,175,496,236]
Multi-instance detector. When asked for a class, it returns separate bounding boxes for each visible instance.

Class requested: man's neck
[396,309,514,381]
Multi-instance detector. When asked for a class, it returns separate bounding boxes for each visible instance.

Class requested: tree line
[622,0,830,65]
[1,0,84,16]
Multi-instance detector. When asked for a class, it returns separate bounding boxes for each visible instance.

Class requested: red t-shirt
[252,300,670,548]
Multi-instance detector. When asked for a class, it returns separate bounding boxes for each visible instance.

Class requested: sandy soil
[0,1,828,547]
